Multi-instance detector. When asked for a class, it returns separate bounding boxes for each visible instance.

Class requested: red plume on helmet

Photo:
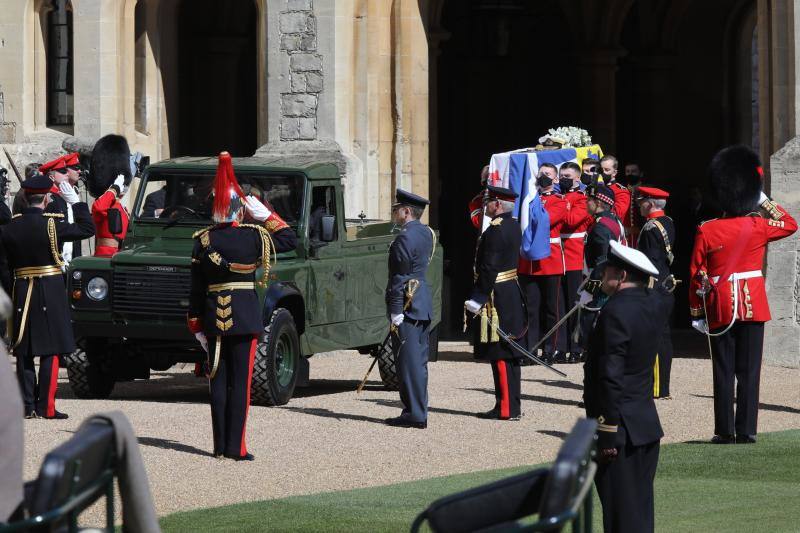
[212,151,245,221]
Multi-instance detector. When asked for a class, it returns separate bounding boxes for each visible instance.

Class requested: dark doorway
[176,0,257,156]
[436,0,576,338]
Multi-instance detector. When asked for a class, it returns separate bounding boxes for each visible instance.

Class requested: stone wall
[765,136,800,367]
[278,0,323,141]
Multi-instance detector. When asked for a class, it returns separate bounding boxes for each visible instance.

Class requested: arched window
[135,0,147,133]
[47,0,73,127]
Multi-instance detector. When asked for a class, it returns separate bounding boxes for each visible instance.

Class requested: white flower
[541,126,593,147]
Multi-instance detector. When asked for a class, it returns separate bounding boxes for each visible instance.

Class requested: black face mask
[626,174,641,186]
[559,178,574,192]
[580,173,594,186]
[537,176,553,188]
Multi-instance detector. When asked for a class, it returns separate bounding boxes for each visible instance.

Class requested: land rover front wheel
[375,342,400,391]
[251,308,300,406]
[64,339,115,399]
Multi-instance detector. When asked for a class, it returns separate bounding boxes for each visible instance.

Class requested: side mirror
[321,215,336,242]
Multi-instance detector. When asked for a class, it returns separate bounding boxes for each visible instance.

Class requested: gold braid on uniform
[47,218,66,267]
[240,224,275,287]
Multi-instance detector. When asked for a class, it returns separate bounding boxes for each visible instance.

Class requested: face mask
[627,174,641,186]
[537,176,553,188]
[559,178,573,192]
[580,173,594,186]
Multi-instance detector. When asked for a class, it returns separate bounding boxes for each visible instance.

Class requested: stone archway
[173,0,258,156]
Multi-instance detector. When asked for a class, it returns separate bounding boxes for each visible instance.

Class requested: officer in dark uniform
[187,152,297,460]
[41,154,85,261]
[0,173,95,419]
[635,187,676,399]
[584,240,665,533]
[585,184,626,290]
[384,189,434,429]
[465,185,527,420]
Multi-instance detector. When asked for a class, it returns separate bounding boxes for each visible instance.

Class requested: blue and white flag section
[486,145,603,261]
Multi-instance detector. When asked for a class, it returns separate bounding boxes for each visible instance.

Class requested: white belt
[711,270,762,283]
[560,232,586,239]
[549,237,562,245]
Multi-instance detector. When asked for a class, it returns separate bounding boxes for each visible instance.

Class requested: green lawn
[160,430,800,532]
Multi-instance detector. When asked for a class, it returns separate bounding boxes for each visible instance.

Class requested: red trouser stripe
[46,357,59,417]
[497,359,510,419]
[240,336,257,456]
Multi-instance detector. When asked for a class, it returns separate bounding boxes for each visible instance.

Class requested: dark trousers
[654,292,674,398]
[209,335,257,457]
[521,274,566,354]
[392,319,430,423]
[595,439,660,533]
[562,270,583,353]
[16,354,60,416]
[710,321,764,436]
[490,359,521,418]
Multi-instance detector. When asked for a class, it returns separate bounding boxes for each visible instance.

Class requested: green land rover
[65,155,442,405]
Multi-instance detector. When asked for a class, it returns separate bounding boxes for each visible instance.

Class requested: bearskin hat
[709,145,763,217]
[88,134,132,198]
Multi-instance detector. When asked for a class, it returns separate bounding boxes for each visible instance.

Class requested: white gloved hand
[464,299,482,314]
[759,191,769,204]
[194,332,208,353]
[391,313,404,327]
[691,319,708,334]
[244,195,272,222]
[58,182,79,205]
[113,175,126,197]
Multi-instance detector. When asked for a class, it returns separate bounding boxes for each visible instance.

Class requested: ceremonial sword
[356,279,420,394]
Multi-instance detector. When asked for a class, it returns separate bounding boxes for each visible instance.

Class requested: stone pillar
[764,137,800,367]
[576,48,624,153]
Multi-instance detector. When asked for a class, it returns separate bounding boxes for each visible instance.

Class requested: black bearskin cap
[709,145,762,217]
[88,134,132,198]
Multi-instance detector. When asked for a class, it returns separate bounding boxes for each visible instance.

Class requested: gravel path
[18,345,800,523]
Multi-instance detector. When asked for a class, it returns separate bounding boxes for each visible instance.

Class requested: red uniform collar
[647,210,665,220]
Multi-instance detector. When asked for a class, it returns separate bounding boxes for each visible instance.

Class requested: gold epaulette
[42,212,64,218]
[490,217,503,226]
[192,226,213,247]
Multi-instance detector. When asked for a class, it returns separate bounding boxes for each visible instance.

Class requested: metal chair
[410,418,598,533]
[0,420,117,533]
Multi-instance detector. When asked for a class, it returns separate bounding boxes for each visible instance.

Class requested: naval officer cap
[393,189,430,210]
[607,240,659,277]
[21,173,55,194]
[485,185,518,201]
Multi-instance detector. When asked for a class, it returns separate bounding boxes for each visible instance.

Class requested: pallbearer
[187,152,297,460]
[0,173,95,419]
[635,187,676,399]
[465,186,527,420]
[689,146,797,444]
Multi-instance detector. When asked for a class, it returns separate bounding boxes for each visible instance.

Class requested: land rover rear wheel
[64,339,116,399]
[375,342,400,391]
[251,308,300,406]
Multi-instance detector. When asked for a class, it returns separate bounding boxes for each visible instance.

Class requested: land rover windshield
[134,171,304,227]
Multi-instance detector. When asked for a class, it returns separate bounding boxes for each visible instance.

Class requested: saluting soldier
[689,146,797,444]
[584,240,665,533]
[40,154,86,264]
[0,173,95,419]
[465,186,527,421]
[187,152,297,460]
[635,187,677,399]
[384,189,434,429]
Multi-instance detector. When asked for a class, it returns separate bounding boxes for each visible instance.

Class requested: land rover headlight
[86,277,109,301]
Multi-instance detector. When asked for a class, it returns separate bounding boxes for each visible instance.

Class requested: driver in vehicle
[186,152,297,461]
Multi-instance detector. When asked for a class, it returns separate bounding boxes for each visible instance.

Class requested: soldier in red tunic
[87,135,133,257]
[600,155,632,238]
[560,162,593,362]
[518,166,567,363]
[689,145,797,444]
